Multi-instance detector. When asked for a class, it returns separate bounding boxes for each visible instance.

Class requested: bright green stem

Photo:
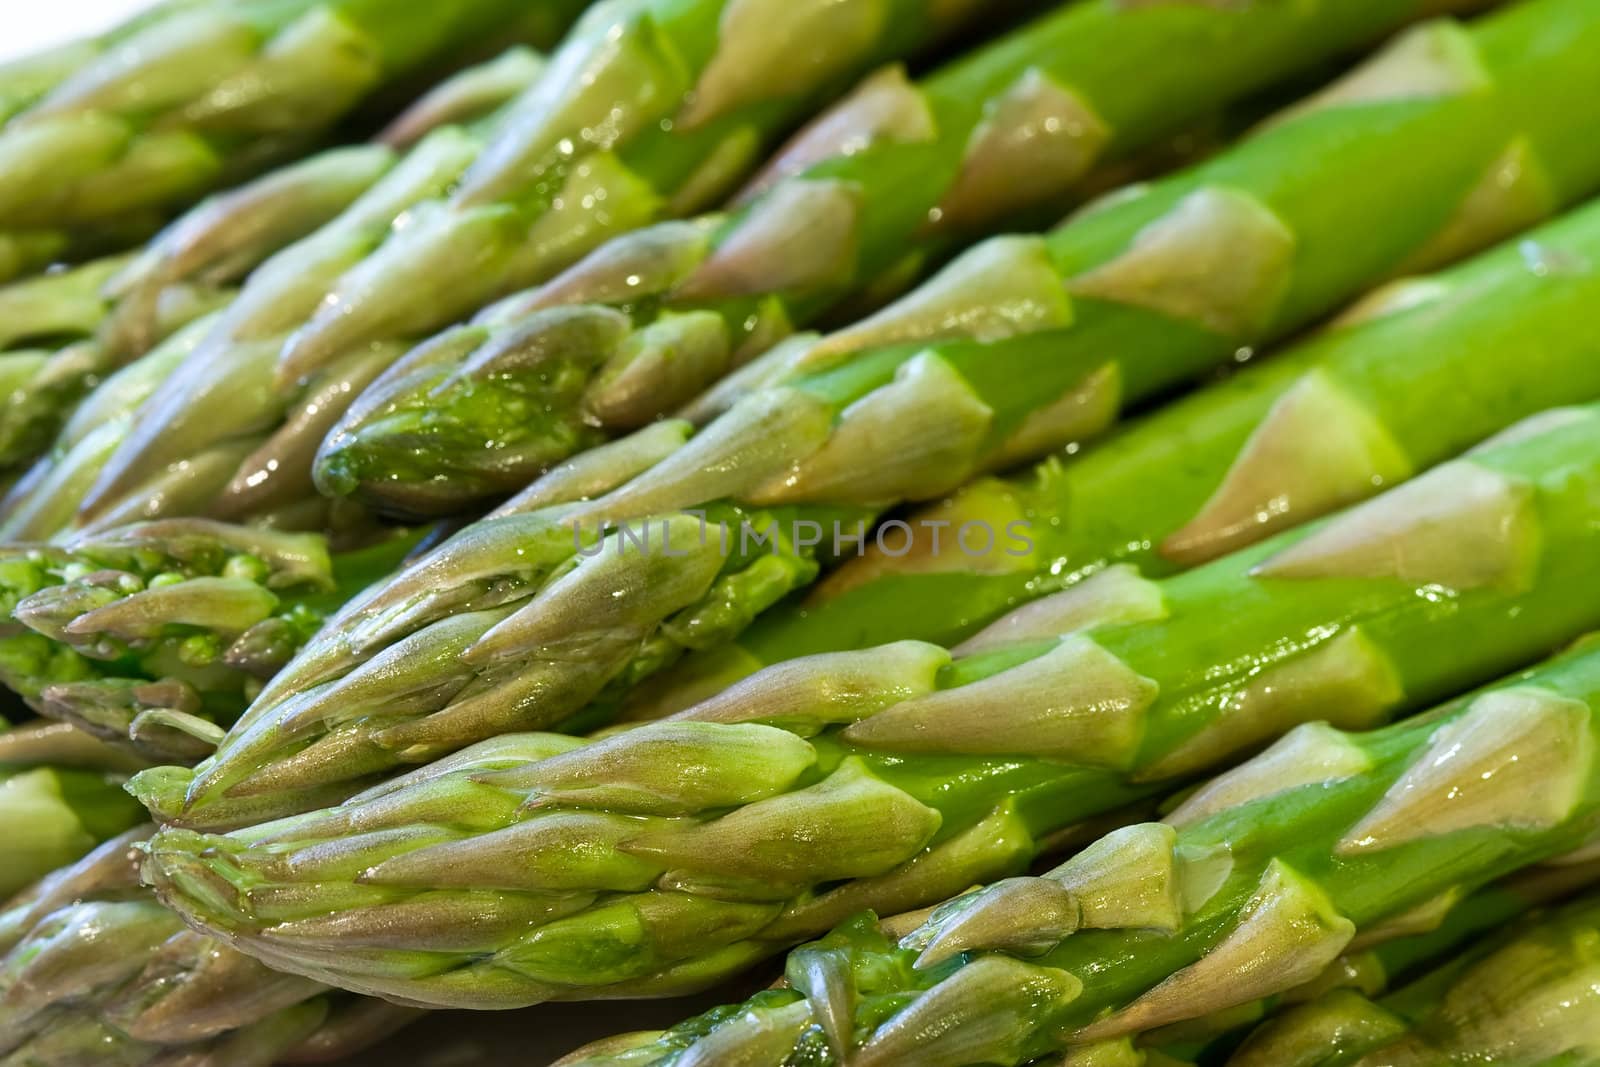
[542,634,1600,1064]
[314,0,1479,516]
[140,406,1600,1007]
[651,188,1600,709]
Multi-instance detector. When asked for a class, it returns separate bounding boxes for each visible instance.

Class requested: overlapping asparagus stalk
[138,405,1600,1004]
[1228,886,1600,1066]
[0,45,550,482]
[73,0,994,531]
[0,828,421,1067]
[131,0,1600,831]
[0,0,589,282]
[0,520,415,764]
[632,188,1600,716]
[310,0,1489,518]
[542,634,1600,1064]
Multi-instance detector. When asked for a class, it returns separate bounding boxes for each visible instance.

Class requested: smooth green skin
[644,165,1600,709]
[147,0,1600,830]
[316,0,1481,515]
[0,765,143,897]
[0,0,589,275]
[141,408,1600,1006]
[1229,890,1600,1066]
[559,638,1600,1066]
[80,0,979,527]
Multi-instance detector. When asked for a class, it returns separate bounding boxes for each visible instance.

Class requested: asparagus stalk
[0,0,590,281]
[311,0,1490,518]
[136,0,1600,831]
[0,519,415,763]
[1227,887,1600,1066]
[0,828,421,1067]
[632,190,1600,717]
[0,45,550,479]
[138,404,1600,1004]
[538,634,1600,1064]
[74,0,996,531]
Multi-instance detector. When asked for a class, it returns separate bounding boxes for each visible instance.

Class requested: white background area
[1,2,152,63]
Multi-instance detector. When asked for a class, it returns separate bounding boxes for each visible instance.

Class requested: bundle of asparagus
[123,0,1600,833]
[310,0,1480,518]
[549,634,1600,1064]
[8,0,1600,1064]
[140,404,1600,1002]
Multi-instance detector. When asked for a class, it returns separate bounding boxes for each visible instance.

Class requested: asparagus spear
[1227,887,1600,1066]
[0,519,415,764]
[0,45,551,479]
[0,828,422,1067]
[139,404,1600,1003]
[139,0,1600,831]
[538,633,1600,1064]
[312,0,1490,518]
[75,0,997,530]
[632,191,1600,718]
[0,0,590,281]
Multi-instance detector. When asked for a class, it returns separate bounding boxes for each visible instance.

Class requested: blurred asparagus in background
[1227,884,1600,1066]
[126,0,1600,831]
[139,407,1600,1001]
[310,0,1487,518]
[0,828,422,1067]
[0,520,416,764]
[0,0,591,282]
[0,44,549,481]
[0,759,142,897]
[73,0,1005,534]
[549,634,1600,1064]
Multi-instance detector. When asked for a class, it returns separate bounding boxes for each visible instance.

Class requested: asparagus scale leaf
[547,633,1600,1065]
[0,828,421,1067]
[0,519,417,764]
[311,0,1486,517]
[140,405,1600,1006]
[143,0,1600,831]
[1228,886,1600,1066]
